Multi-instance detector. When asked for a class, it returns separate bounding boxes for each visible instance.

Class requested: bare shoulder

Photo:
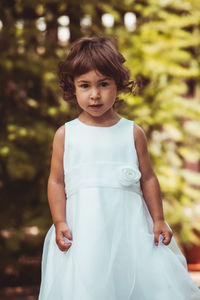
[49,124,65,181]
[133,123,148,149]
[133,122,155,180]
[54,124,65,140]
[52,124,65,152]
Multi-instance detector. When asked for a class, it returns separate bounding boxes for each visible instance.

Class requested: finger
[57,239,72,252]
[162,232,172,245]
[154,232,160,246]
[60,237,72,246]
[56,233,72,251]
[59,243,72,252]
[57,229,72,243]
[162,238,170,245]
[63,229,73,240]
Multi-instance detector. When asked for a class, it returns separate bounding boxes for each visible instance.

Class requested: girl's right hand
[55,221,73,252]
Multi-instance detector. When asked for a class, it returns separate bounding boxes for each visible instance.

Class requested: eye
[101,82,109,87]
[79,84,89,88]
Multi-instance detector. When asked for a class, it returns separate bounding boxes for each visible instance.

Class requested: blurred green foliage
[0,0,200,286]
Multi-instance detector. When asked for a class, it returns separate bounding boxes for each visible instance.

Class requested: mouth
[89,104,103,109]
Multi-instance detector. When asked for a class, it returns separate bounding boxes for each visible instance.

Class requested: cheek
[109,87,118,98]
[76,91,87,103]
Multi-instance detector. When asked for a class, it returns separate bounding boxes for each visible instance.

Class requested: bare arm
[48,125,72,251]
[134,124,164,223]
[134,124,173,245]
[48,125,66,224]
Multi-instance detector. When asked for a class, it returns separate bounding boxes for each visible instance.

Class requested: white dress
[38,116,200,300]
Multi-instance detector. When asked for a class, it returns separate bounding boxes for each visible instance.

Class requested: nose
[90,87,100,99]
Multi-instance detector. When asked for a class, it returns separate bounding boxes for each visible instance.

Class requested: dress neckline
[76,117,123,128]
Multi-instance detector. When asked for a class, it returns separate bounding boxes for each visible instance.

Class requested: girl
[38,36,200,299]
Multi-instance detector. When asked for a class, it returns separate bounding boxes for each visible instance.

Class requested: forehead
[74,70,112,82]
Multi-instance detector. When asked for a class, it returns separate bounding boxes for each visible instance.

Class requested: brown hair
[58,35,137,108]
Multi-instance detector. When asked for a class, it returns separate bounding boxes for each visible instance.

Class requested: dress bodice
[63,117,142,198]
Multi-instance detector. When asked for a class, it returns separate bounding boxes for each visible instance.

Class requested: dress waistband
[64,162,143,198]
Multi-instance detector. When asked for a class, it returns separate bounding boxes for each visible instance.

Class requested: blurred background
[0,0,200,298]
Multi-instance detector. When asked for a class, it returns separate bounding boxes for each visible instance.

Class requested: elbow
[48,175,64,187]
[140,171,157,184]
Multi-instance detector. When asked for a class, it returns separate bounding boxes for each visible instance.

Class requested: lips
[89,104,103,110]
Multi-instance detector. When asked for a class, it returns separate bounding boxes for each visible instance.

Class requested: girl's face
[74,70,118,119]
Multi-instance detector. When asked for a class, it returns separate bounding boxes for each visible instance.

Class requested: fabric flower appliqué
[118,166,141,187]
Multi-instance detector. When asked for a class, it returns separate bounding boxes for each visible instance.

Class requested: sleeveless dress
[38,116,200,300]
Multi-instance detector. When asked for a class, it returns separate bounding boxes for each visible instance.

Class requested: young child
[38,36,200,300]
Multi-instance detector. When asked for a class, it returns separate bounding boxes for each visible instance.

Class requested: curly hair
[58,35,137,108]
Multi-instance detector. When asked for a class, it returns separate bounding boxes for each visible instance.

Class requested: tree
[0,0,200,287]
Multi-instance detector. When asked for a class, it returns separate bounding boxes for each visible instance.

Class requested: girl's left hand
[153,220,173,246]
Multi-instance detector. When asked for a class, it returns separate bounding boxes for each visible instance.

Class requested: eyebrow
[77,77,111,83]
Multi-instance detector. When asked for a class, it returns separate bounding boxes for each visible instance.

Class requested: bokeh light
[101,13,114,28]
[124,12,136,31]
[36,17,46,31]
[58,15,70,26]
